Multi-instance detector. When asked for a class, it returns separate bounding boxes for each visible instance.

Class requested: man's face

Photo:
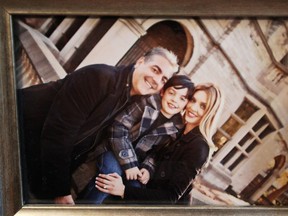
[131,55,176,96]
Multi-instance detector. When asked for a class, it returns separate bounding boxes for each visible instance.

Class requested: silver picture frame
[1,0,288,216]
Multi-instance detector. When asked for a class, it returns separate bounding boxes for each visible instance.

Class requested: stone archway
[117,20,193,67]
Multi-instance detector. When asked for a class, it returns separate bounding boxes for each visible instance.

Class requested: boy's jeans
[80,151,142,204]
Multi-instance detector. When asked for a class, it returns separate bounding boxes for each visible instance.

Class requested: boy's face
[160,86,188,118]
[130,55,176,96]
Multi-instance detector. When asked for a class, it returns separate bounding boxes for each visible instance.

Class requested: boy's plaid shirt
[107,94,184,176]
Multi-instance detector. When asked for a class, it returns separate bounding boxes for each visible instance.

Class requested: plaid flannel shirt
[106,94,184,177]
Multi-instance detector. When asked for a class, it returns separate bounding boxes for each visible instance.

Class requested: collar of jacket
[101,63,135,120]
[144,93,184,130]
[117,64,134,99]
[126,64,134,95]
[156,127,206,157]
[138,96,184,138]
[170,113,185,130]
[181,126,205,143]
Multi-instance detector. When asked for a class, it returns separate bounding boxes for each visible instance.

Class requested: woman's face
[184,90,208,126]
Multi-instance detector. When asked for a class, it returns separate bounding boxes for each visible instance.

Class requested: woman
[94,83,224,204]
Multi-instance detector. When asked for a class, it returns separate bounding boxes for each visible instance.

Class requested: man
[18,47,179,204]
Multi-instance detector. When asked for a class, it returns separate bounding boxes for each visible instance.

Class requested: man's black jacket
[18,64,134,198]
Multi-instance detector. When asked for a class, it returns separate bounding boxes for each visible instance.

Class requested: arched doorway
[117,20,193,67]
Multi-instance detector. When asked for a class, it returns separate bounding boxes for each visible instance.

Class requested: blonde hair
[143,47,179,73]
[194,83,224,163]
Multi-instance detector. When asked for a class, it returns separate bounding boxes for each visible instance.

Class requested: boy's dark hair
[162,75,194,100]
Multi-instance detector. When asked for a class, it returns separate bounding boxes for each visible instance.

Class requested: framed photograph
[1,0,288,216]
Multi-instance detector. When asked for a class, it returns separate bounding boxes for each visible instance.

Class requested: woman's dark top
[124,126,210,205]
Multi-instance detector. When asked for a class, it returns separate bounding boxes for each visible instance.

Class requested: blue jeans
[81,151,142,204]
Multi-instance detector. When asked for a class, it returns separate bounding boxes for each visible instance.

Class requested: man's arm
[41,65,115,198]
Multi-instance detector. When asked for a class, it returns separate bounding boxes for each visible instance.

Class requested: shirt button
[160,171,165,177]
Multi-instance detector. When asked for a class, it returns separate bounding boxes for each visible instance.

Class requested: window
[239,132,254,146]
[221,116,243,137]
[221,147,238,165]
[235,99,259,122]
[213,129,229,149]
[213,98,275,172]
[214,99,259,148]
[245,140,260,153]
[229,153,246,170]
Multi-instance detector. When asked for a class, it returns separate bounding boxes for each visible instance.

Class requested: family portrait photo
[13,15,288,207]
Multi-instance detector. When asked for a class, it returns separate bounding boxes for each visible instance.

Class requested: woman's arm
[96,138,209,204]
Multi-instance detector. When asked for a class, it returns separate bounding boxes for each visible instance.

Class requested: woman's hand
[95,173,125,198]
